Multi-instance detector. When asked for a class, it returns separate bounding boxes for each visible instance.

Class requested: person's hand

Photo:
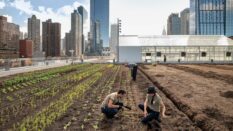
[144,111,148,117]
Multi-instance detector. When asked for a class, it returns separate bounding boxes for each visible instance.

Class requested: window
[181,52,186,57]
[146,53,151,56]
[226,52,232,57]
[201,52,207,57]
[156,52,161,57]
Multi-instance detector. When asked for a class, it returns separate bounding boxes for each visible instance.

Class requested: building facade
[0,16,20,50]
[167,13,181,35]
[28,15,41,54]
[19,39,33,58]
[70,10,83,57]
[110,24,119,57]
[190,0,233,36]
[119,35,233,63]
[78,6,88,54]
[180,8,190,35]
[90,0,109,49]
[65,32,72,56]
[42,19,61,57]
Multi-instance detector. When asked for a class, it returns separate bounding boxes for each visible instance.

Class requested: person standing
[132,64,138,81]
[164,55,167,63]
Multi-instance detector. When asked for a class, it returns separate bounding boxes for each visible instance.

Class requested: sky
[0,0,189,38]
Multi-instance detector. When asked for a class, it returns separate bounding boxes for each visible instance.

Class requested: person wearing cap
[101,90,126,119]
[138,86,166,128]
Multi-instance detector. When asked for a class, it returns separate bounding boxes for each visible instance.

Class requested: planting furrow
[0,64,106,130]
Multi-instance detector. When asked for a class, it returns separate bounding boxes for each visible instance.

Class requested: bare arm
[144,97,148,117]
[160,100,167,118]
[108,99,120,109]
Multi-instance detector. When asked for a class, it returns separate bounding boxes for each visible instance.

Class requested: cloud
[20,26,27,33]
[0,0,6,9]
[10,0,90,38]
[3,15,13,23]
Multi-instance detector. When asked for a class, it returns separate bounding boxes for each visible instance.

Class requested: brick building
[0,16,20,58]
[19,39,33,58]
[42,19,61,57]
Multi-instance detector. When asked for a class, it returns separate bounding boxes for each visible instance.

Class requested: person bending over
[101,90,126,119]
[138,86,167,128]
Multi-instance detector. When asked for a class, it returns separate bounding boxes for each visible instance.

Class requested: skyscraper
[90,0,109,49]
[167,13,181,35]
[78,6,88,54]
[110,24,119,57]
[190,0,233,36]
[180,8,190,35]
[65,32,71,56]
[71,10,82,57]
[42,19,61,57]
[28,15,40,54]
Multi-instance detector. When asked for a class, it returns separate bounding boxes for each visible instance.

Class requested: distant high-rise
[190,0,233,36]
[71,10,82,57]
[90,21,103,55]
[167,13,181,35]
[180,8,190,35]
[110,24,119,57]
[78,6,88,54]
[42,19,61,57]
[90,0,109,49]
[0,16,20,51]
[65,32,71,56]
[28,15,40,54]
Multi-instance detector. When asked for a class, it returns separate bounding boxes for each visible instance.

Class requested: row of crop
[62,65,120,130]
[0,64,93,109]
[13,69,104,130]
[1,64,88,88]
[0,64,106,129]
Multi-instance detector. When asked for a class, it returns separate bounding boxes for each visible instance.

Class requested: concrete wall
[119,46,141,63]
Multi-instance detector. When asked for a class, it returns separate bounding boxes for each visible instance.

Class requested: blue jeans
[138,104,160,124]
[101,106,119,119]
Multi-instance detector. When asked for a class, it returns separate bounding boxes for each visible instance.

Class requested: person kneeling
[101,90,126,119]
[138,86,167,128]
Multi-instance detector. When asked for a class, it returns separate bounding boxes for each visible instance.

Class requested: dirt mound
[155,74,165,77]
[220,91,233,99]
[203,107,222,120]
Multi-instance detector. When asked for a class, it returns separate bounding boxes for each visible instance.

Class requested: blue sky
[0,0,189,38]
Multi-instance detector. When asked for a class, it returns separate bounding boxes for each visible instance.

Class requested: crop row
[0,64,90,96]
[0,64,107,129]
[14,68,105,130]
[60,65,121,130]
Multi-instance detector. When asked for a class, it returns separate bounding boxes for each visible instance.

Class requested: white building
[119,35,233,63]
[110,24,119,57]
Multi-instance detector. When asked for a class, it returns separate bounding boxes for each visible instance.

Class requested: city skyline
[0,0,189,38]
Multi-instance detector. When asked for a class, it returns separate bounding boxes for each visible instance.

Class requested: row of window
[145,51,232,57]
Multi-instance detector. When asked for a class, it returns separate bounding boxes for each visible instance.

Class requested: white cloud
[0,0,6,9]
[3,15,13,23]
[10,0,90,38]
[20,26,27,33]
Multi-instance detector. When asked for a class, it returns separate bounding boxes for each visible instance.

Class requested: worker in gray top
[138,86,167,128]
[101,90,126,119]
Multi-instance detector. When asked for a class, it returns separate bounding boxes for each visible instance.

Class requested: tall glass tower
[190,0,233,36]
[90,0,109,50]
